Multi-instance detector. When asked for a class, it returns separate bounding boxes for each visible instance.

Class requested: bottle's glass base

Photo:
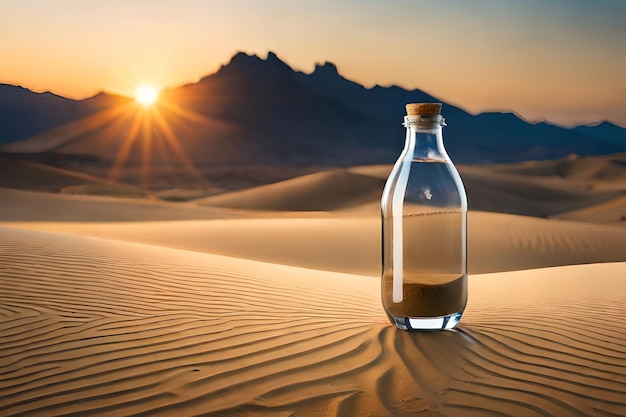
[387,312,463,331]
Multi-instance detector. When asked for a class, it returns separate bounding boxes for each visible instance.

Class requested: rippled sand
[1,155,626,415]
[1,227,625,416]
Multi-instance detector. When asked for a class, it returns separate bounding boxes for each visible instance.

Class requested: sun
[135,85,159,106]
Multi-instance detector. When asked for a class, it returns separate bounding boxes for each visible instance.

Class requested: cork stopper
[406,103,442,116]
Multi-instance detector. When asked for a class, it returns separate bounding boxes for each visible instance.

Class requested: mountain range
[1,51,625,167]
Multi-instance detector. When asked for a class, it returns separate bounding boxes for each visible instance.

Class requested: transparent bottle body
[381,115,467,330]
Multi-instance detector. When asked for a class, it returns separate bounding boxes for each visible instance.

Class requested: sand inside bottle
[382,272,467,317]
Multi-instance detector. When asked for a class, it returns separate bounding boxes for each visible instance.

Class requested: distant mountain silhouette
[573,121,626,148]
[1,51,625,166]
[173,51,394,163]
[290,59,622,162]
[0,85,132,144]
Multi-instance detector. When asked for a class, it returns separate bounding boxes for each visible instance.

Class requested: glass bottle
[381,103,467,330]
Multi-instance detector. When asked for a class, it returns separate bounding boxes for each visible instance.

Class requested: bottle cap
[406,103,442,116]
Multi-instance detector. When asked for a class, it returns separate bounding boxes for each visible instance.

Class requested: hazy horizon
[1,0,625,127]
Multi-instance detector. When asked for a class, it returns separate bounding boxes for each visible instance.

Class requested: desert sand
[1,154,626,416]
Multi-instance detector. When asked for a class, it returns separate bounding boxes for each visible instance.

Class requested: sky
[1,0,625,127]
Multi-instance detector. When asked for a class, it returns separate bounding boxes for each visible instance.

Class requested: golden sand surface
[1,155,625,415]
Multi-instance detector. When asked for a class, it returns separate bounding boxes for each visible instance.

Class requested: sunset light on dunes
[0,2,626,416]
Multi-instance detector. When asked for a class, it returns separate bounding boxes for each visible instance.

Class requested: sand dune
[2,153,626,415]
[5,210,626,276]
[199,156,626,222]
[556,194,626,223]
[197,169,386,211]
[0,187,229,222]
[491,152,626,182]
[3,152,624,222]
[459,165,623,217]
[0,156,148,197]
[1,227,625,416]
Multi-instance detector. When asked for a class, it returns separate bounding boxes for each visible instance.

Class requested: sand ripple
[1,227,625,416]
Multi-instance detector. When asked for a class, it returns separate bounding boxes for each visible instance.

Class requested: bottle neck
[402,114,449,161]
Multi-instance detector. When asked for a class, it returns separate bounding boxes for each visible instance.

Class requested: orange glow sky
[1,0,625,127]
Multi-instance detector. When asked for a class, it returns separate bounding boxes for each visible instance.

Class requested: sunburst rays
[103,95,217,189]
